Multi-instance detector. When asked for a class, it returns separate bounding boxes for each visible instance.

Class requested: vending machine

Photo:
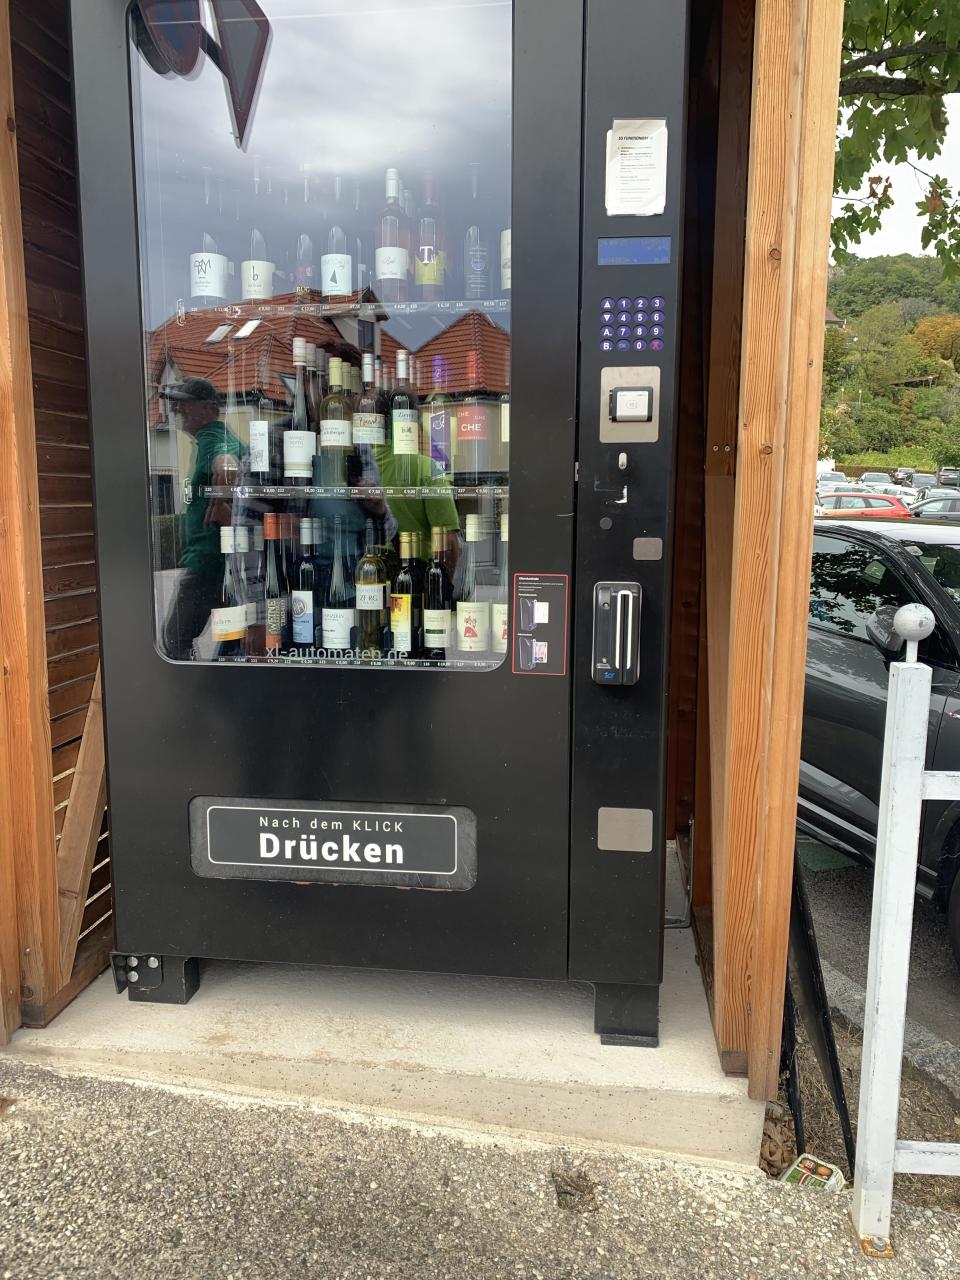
[71,0,688,1044]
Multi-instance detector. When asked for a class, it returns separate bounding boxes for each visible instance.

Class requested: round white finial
[893,603,935,644]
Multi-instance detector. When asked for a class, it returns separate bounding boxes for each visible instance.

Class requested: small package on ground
[780,1154,845,1191]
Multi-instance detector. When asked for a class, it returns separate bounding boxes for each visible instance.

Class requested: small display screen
[598,236,672,266]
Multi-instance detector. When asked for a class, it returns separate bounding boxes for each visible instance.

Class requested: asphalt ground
[0,1058,958,1279]
[798,838,960,1069]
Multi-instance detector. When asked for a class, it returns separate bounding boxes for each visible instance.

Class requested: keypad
[598,293,669,351]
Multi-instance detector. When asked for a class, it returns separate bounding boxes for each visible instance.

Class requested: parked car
[913,472,937,490]
[915,486,959,504]
[859,471,891,486]
[911,496,960,520]
[818,491,912,518]
[938,467,960,487]
[892,467,915,485]
[817,471,848,491]
[801,518,960,966]
[867,482,919,503]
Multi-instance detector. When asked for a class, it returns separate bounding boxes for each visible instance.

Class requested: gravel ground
[0,1059,958,1279]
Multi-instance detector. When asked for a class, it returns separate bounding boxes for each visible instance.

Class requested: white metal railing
[851,603,960,1257]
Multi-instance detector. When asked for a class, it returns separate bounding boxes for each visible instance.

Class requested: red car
[818,491,912,519]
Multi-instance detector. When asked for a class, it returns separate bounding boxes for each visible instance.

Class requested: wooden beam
[21,916,111,1029]
[703,0,755,1074]
[746,0,844,1100]
[57,664,106,984]
[0,0,61,1027]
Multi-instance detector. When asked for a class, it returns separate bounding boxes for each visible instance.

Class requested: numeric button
[600,297,615,311]
[651,296,665,309]
[616,296,632,310]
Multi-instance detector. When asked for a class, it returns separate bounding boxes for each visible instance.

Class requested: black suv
[801,519,960,967]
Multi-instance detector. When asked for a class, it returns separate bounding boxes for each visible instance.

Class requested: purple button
[616,311,631,325]
[616,325,631,338]
[650,325,664,338]
[601,326,614,338]
[635,296,649,309]
[634,339,648,352]
[651,296,665,309]
[601,311,614,325]
[617,296,632,310]
[651,311,665,324]
[601,340,615,352]
[635,311,648,324]
[616,339,631,352]
[600,297,615,310]
[635,325,648,338]
[650,338,664,351]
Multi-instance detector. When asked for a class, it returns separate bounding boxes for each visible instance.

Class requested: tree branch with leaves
[834,2,960,275]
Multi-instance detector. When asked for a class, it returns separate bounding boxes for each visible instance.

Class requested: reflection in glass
[133,0,512,669]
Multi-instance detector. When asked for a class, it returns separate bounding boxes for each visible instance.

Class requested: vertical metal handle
[615,589,634,674]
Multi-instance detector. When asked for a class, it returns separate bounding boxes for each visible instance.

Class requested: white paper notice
[605,119,668,217]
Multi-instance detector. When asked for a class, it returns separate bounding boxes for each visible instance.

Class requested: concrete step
[3,930,764,1167]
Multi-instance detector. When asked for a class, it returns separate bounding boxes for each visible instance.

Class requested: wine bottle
[457,350,491,487]
[498,347,510,475]
[415,172,447,301]
[421,354,455,477]
[424,527,453,659]
[491,512,509,655]
[355,517,387,655]
[305,341,321,425]
[322,514,357,653]
[456,513,490,654]
[322,176,353,301]
[375,167,409,304]
[353,353,386,446]
[245,522,266,654]
[209,525,248,659]
[291,517,319,653]
[389,531,422,658]
[189,166,229,306]
[462,163,490,300]
[500,227,511,297]
[263,512,286,654]
[318,355,354,486]
[390,349,419,486]
[284,337,317,486]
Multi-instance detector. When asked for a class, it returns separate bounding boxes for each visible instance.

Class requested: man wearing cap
[158,377,244,660]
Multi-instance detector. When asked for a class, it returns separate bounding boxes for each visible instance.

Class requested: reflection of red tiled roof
[413,311,509,396]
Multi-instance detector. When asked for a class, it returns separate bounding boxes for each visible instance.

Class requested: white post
[851,604,936,1254]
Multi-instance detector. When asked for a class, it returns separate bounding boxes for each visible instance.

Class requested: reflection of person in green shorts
[158,378,244,660]
[373,446,461,569]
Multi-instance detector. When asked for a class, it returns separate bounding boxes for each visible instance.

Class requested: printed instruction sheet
[605,119,668,216]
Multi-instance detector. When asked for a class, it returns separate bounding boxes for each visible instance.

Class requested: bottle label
[211,604,247,642]
[463,242,489,294]
[376,245,408,282]
[415,247,446,287]
[457,600,490,652]
[293,265,315,291]
[356,582,385,611]
[321,253,352,296]
[245,600,258,627]
[392,409,419,456]
[424,607,452,649]
[190,251,229,299]
[389,593,413,652]
[248,420,270,474]
[500,402,510,444]
[241,259,274,300]
[266,596,285,644]
[491,602,509,654]
[458,405,489,442]
[320,418,352,448]
[322,607,356,649]
[353,412,386,445]
[500,229,511,292]
[427,409,453,472]
[283,429,316,478]
[291,590,315,644]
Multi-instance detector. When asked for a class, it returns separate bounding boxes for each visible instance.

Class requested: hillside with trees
[821,254,960,469]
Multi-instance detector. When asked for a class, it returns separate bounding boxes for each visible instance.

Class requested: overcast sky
[839,94,960,259]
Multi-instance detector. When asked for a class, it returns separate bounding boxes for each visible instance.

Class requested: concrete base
[3,930,764,1167]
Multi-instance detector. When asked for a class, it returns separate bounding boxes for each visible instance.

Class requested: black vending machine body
[71,0,688,1041]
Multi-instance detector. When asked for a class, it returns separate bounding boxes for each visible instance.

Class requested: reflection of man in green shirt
[158,378,244,660]
[373,447,461,563]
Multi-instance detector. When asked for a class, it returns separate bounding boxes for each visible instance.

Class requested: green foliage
[838,447,937,470]
[835,4,960,274]
[828,254,953,320]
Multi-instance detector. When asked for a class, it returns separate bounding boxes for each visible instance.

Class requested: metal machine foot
[593,982,659,1046]
[112,952,199,1004]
